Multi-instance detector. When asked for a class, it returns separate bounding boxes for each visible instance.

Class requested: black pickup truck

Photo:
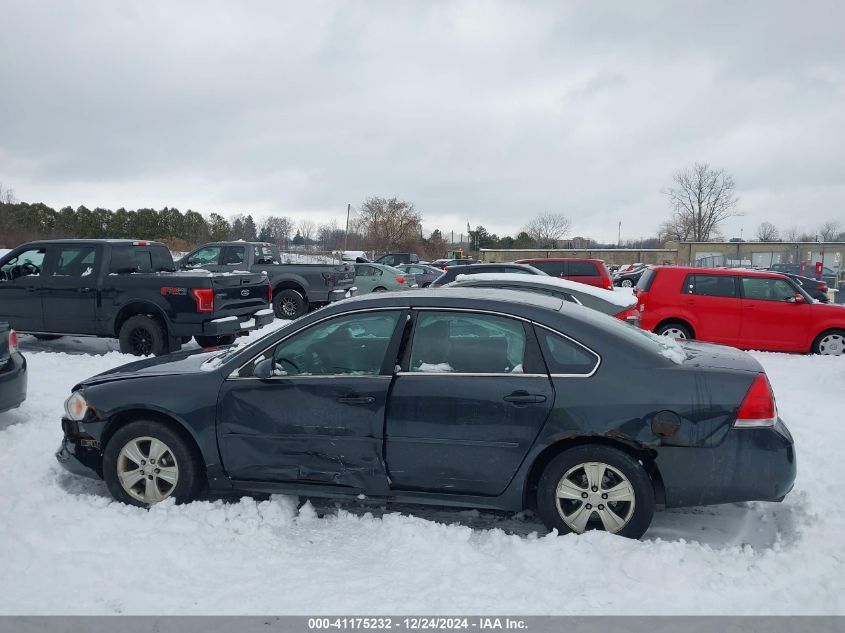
[0,240,274,355]
[178,241,356,319]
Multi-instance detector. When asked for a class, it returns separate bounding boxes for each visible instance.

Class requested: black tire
[421,282,431,288]
[180,336,193,344]
[812,329,845,355]
[655,321,692,340]
[372,286,387,293]
[118,315,168,356]
[536,445,655,539]
[33,334,62,341]
[194,334,237,348]
[103,419,203,508]
[272,288,307,319]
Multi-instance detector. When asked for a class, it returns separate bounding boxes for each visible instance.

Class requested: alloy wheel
[281,297,298,317]
[116,436,180,504]
[818,333,845,355]
[555,461,635,533]
[129,328,153,355]
[621,279,633,287]
[660,327,688,339]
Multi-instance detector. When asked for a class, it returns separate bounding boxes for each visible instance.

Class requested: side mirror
[253,357,274,379]
[790,294,805,304]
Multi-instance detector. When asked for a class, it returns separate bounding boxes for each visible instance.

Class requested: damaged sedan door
[216,309,406,492]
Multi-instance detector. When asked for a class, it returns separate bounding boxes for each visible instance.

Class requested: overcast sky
[1,0,843,243]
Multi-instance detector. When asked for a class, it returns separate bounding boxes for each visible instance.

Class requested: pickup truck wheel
[273,289,306,320]
[103,420,202,507]
[119,315,168,356]
[194,334,237,348]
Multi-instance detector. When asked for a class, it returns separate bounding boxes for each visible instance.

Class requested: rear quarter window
[635,268,657,291]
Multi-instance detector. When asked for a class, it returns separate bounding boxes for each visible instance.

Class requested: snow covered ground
[0,323,843,615]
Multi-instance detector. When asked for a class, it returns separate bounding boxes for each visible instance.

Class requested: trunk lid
[325,264,356,288]
[680,340,764,373]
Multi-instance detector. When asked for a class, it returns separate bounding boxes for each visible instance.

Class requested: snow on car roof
[336,286,566,312]
[450,273,637,308]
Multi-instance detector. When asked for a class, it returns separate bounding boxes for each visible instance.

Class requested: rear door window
[408,311,534,374]
[683,274,738,298]
[53,246,98,277]
[222,246,246,266]
[536,328,599,375]
[531,261,565,276]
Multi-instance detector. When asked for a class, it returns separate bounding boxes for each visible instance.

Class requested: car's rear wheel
[103,420,202,507]
[536,445,655,539]
[118,315,168,356]
[422,282,431,288]
[621,279,633,287]
[273,289,307,319]
[655,322,692,340]
[194,334,237,348]
[372,287,387,293]
[812,329,845,355]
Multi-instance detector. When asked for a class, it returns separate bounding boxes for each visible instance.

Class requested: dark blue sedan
[56,289,796,538]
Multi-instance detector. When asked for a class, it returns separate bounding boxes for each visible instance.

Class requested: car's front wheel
[103,420,203,507]
[536,445,655,539]
[621,279,633,287]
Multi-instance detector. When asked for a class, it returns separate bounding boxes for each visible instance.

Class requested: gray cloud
[1,0,843,242]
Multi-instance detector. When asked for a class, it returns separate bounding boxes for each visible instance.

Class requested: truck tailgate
[210,273,270,313]
[331,264,356,287]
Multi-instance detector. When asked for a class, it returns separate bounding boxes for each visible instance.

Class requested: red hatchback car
[634,266,845,355]
[514,258,613,290]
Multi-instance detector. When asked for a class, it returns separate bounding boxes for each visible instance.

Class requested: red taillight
[603,277,612,290]
[395,277,406,284]
[191,288,215,313]
[133,241,149,246]
[268,284,273,304]
[817,284,828,291]
[635,290,647,312]
[734,373,777,428]
[8,330,18,354]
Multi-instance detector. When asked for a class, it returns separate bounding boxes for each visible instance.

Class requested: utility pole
[343,203,351,252]
[618,221,621,247]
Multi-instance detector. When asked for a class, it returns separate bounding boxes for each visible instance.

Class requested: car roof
[515,257,605,263]
[651,265,788,279]
[324,287,565,315]
[15,239,167,247]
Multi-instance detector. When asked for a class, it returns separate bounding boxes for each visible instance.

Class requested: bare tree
[819,220,842,242]
[664,162,740,242]
[357,196,422,252]
[297,219,316,249]
[756,221,780,242]
[523,212,571,248]
[0,182,16,204]
[782,226,801,242]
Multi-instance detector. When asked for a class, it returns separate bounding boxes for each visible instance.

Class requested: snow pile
[0,330,842,614]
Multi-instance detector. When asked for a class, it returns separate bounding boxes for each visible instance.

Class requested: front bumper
[656,418,796,508]
[202,308,275,336]
[56,434,102,480]
[0,353,27,413]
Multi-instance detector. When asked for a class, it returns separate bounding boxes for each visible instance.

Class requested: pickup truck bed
[0,240,274,355]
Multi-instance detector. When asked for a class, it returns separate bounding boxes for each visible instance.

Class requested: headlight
[64,392,90,420]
